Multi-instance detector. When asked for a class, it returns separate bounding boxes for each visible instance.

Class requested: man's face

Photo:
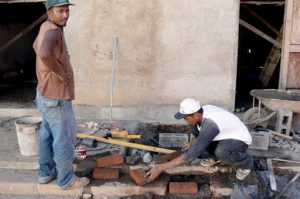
[184,113,200,126]
[48,6,70,27]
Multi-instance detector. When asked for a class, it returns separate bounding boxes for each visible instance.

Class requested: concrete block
[210,173,233,197]
[248,130,270,150]
[169,182,198,194]
[0,182,38,195]
[93,168,120,180]
[276,109,293,135]
[90,175,169,197]
[159,133,189,148]
[130,168,148,186]
[37,181,82,196]
[96,155,125,168]
[0,169,38,195]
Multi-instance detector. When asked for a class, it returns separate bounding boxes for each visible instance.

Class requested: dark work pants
[205,139,253,169]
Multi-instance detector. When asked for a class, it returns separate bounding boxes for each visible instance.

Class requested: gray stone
[159,133,189,148]
[248,130,270,151]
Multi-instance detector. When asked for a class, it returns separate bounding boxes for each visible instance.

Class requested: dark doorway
[0,3,46,108]
[235,2,284,111]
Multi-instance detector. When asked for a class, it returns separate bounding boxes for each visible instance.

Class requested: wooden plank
[240,1,285,5]
[279,0,294,89]
[239,19,281,48]
[243,5,281,36]
[291,0,300,44]
[259,26,283,86]
[267,158,277,191]
[0,13,47,54]
[289,44,300,52]
[0,0,45,3]
[287,52,300,88]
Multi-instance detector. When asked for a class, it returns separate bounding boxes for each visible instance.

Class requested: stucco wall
[65,0,240,123]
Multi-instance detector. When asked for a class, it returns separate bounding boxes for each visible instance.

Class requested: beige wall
[65,0,240,123]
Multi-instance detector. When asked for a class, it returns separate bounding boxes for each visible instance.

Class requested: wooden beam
[259,26,283,86]
[240,1,285,5]
[243,5,281,36]
[289,45,300,52]
[0,13,47,54]
[239,19,281,48]
[0,0,45,3]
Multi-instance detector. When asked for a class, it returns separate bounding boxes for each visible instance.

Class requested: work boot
[63,177,90,190]
[236,168,251,180]
[200,158,220,167]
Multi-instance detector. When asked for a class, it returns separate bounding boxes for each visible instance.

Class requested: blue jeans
[36,91,76,189]
[207,139,253,169]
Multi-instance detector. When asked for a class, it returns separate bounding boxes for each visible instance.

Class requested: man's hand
[146,164,164,183]
[182,142,192,151]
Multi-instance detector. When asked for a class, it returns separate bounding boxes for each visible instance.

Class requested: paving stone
[130,168,148,186]
[90,175,169,197]
[169,182,198,194]
[93,168,120,180]
[159,133,189,148]
[248,130,270,151]
[210,173,233,197]
[96,155,125,168]
[37,182,82,196]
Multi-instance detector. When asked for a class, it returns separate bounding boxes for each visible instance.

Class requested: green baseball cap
[46,0,74,10]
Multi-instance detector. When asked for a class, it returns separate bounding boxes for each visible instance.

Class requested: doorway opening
[235,1,285,111]
[0,2,46,108]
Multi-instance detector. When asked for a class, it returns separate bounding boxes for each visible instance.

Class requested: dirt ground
[1,117,300,199]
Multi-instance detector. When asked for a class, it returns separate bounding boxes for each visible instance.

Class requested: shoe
[63,177,90,190]
[236,168,251,180]
[38,174,56,184]
[200,159,220,167]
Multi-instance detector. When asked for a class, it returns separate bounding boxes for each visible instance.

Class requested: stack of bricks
[93,154,125,180]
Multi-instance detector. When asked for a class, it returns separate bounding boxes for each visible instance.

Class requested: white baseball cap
[174,98,201,119]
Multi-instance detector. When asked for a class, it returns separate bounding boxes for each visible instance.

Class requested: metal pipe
[110,37,118,121]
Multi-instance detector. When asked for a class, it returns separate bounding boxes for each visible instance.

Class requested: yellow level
[77,133,176,154]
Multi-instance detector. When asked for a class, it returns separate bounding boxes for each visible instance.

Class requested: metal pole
[110,37,118,121]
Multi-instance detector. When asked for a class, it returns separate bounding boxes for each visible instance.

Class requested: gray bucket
[15,117,42,156]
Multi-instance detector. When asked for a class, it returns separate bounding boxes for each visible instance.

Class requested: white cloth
[200,105,252,145]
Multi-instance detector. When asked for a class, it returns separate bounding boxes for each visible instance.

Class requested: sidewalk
[0,117,169,198]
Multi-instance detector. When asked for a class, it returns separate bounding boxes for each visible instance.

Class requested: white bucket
[15,117,42,156]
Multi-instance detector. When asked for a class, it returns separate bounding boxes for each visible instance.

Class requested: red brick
[96,155,125,168]
[130,168,149,186]
[169,182,198,194]
[93,168,120,180]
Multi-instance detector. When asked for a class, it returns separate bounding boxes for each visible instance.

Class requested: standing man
[33,0,90,189]
[146,98,253,182]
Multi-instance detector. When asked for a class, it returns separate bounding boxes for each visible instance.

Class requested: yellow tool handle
[77,133,176,154]
[125,134,142,139]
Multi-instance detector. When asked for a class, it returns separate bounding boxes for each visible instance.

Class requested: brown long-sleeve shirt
[33,20,74,100]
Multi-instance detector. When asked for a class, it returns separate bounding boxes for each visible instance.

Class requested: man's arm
[39,29,69,84]
[146,155,187,183]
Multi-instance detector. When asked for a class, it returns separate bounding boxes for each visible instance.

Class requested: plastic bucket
[15,117,42,156]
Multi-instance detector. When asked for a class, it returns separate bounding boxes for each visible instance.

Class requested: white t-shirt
[200,105,252,145]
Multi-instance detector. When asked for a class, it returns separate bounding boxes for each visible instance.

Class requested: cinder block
[210,174,233,197]
[276,109,293,135]
[130,168,149,186]
[248,130,270,150]
[159,133,189,148]
[93,168,120,180]
[169,182,198,194]
[96,155,125,168]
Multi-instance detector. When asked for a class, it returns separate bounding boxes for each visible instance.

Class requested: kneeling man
[146,98,253,182]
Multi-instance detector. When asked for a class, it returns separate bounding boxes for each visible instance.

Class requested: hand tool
[77,133,176,154]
